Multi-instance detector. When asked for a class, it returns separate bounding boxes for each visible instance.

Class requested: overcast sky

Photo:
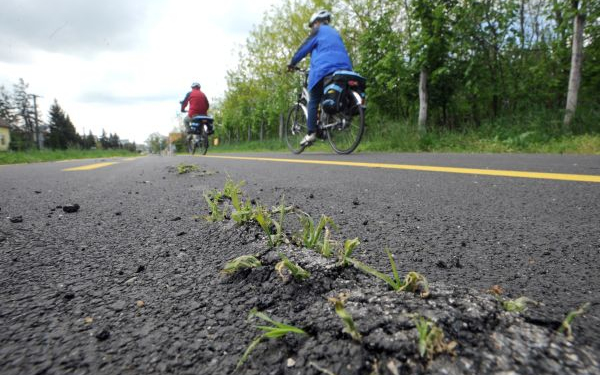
[0,0,279,143]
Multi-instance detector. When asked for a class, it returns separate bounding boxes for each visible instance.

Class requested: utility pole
[29,94,43,149]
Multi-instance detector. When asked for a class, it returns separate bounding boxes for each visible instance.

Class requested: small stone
[125,277,137,284]
[170,217,181,221]
[352,198,360,206]
[136,300,145,308]
[62,204,80,213]
[64,292,75,300]
[115,212,122,216]
[362,220,368,225]
[177,231,186,236]
[34,190,42,194]
[287,358,296,368]
[436,260,448,269]
[95,329,110,341]
[9,216,23,223]
[309,193,314,199]
[136,265,146,273]
[84,317,93,324]
[109,301,126,312]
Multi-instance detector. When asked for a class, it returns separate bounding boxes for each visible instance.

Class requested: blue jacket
[290,25,352,90]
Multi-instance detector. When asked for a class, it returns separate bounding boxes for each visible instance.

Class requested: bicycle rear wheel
[284,104,308,154]
[187,135,197,155]
[199,133,209,155]
[326,93,365,154]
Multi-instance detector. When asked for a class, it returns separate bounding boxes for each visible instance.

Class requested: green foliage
[350,248,430,297]
[413,316,456,360]
[203,190,226,222]
[237,308,307,369]
[558,302,590,341]
[221,255,262,275]
[0,149,137,165]
[501,296,538,313]
[298,212,338,250]
[219,0,600,145]
[276,253,310,281]
[328,294,361,341]
[176,164,199,174]
[338,237,360,267]
[255,205,286,248]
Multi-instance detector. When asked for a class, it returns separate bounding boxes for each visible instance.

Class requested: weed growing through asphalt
[501,296,538,312]
[350,248,430,297]
[177,164,199,174]
[338,238,360,267]
[413,316,457,361]
[254,197,288,248]
[237,308,307,369]
[298,212,337,251]
[276,253,310,281]
[558,302,589,341]
[203,190,226,222]
[223,177,245,200]
[328,293,361,341]
[318,227,335,257]
[221,255,262,275]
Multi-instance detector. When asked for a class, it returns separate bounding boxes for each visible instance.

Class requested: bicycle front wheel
[326,93,365,155]
[284,104,308,154]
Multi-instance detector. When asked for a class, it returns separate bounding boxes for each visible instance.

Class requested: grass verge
[0,149,139,165]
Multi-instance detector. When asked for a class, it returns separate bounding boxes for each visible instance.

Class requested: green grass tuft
[328,294,361,341]
[275,253,310,281]
[236,308,307,369]
[221,255,261,275]
[413,316,457,360]
[558,302,590,341]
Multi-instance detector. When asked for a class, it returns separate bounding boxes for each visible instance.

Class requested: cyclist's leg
[307,79,324,135]
[183,115,192,140]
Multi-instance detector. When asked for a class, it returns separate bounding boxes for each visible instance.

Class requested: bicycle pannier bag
[322,83,344,114]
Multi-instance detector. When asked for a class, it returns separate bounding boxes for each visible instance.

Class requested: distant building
[0,118,10,151]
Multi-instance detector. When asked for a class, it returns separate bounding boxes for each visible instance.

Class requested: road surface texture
[1,152,599,374]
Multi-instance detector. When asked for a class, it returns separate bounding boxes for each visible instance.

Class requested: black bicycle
[187,115,214,155]
[284,68,366,154]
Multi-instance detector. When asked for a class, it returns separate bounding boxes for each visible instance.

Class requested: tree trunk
[260,121,264,141]
[418,68,428,134]
[247,123,251,142]
[564,1,586,127]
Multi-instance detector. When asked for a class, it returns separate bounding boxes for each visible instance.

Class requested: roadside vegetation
[0,149,138,165]
[209,0,599,155]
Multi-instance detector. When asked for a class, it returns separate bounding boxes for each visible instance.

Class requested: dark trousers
[307,79,324,134]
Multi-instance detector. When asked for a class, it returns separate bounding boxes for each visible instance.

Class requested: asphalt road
[1,152,599,374]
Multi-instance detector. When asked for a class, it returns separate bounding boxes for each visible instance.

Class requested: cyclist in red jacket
[180,82,209,137]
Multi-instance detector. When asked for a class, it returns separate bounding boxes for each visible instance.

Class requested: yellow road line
[63,162,119,171]
[201,155,600,183]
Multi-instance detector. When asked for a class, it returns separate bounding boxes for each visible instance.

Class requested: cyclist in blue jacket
[288,10,353,146]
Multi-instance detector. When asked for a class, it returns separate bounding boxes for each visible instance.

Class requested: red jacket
[181,88,209,116]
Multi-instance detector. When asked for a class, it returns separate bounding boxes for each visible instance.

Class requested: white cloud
[0,0,278,143]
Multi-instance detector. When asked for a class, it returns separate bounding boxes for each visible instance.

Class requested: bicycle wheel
[284,104,308,154]
[199,133,209,155]
[326,92,365,154]
[187,135,197,155]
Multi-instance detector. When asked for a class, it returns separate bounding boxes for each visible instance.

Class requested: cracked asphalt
[1,152,599,374]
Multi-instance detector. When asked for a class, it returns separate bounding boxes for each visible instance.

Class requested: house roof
[0,118,10,129]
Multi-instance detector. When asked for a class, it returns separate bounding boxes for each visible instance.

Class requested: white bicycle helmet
[308,10,331,27]
[191,82,201,89]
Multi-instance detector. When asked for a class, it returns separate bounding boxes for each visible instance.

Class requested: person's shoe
[300,133,316,146]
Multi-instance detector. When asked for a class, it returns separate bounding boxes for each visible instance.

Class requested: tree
[99,129,109,149]
[564,0,587,126]
[12,79,37,148]
[145,132,167,154]
[47,100,79,149]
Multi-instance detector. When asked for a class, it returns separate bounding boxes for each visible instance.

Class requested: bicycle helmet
[191,82,201,89]
[308,10,331,27]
